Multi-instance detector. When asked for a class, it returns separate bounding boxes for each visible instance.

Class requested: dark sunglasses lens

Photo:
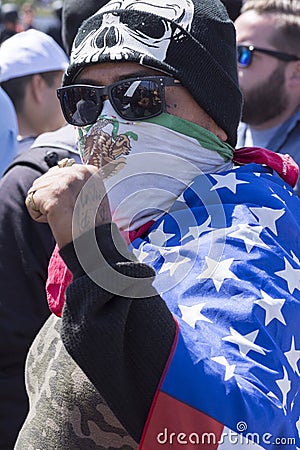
[238,46,251,68]
[59,86,102,126]
[111,79,163,119]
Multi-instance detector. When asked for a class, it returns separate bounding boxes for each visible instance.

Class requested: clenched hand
[25,162,111,248]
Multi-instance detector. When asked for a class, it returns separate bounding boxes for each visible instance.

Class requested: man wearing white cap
[0,28,70,450]
[0,28,68,154]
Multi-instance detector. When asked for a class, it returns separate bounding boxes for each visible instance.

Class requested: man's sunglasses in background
[57,76,182,126]
[237,44,300,68]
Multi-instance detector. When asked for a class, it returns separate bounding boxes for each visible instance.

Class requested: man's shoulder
[31,124,78,155]
[268,108,300,158]
[278,107,300,134]
[3,124,79,178]
[3,146,73,177]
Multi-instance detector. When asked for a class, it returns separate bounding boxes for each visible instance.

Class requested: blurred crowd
[0,1,64,48]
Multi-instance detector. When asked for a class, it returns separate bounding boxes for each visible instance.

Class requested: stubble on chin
[241,65,288,126]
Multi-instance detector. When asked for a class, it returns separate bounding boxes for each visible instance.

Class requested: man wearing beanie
[17,0,299,448]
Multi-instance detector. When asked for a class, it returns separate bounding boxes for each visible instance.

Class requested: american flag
[131,163,300,449]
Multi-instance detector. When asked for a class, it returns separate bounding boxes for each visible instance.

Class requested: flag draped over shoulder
[131,163,300,449]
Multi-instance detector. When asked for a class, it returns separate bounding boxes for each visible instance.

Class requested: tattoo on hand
[72,175,112,238]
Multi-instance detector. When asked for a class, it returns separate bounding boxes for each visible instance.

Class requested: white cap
[0,29,69,82]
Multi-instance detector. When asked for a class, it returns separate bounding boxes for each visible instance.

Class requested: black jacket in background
[0,125,78,450]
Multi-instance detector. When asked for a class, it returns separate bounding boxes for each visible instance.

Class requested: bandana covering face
[76,101,233,236]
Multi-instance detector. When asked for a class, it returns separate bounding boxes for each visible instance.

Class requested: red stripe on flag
[140,391,224,449]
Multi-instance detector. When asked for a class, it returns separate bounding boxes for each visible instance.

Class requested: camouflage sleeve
[60,223,176,443]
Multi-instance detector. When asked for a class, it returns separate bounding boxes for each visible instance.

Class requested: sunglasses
[237,44,300,68]
[57,76,182,127]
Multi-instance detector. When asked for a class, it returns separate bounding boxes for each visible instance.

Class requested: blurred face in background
[235,10,296,128]
[21,3,35,30]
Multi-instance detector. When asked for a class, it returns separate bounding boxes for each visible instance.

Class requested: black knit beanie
[63,0,242,147]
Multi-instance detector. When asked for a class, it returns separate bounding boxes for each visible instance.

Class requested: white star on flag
[180,217,213,243]
[228,224,269,253]
[210,173,248,194]
[179,303,212,328]
[254,290,286,326]
[196,257,238,292]
[147,222,176,247]
[276,366,291,411]
[159,254,191,277]
[211,356,236,381]
[275,257,300,294]
[132,245,151,263]
[249,206,285,236]
[284,336,300,376]
[223,327,266,357]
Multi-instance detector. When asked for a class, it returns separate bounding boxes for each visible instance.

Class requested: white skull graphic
[71,0,195,65]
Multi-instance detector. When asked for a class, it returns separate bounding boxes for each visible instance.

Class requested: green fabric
[147,113,234,162]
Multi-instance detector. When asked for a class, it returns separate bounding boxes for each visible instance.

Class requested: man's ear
[286,60,300,88]
[29,74,45,103]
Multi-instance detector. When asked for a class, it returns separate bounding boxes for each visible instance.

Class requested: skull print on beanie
[61,0,109,55]
[63,0,242,147]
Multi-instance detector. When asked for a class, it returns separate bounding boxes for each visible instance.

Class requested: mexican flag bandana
[76,101,233,235]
